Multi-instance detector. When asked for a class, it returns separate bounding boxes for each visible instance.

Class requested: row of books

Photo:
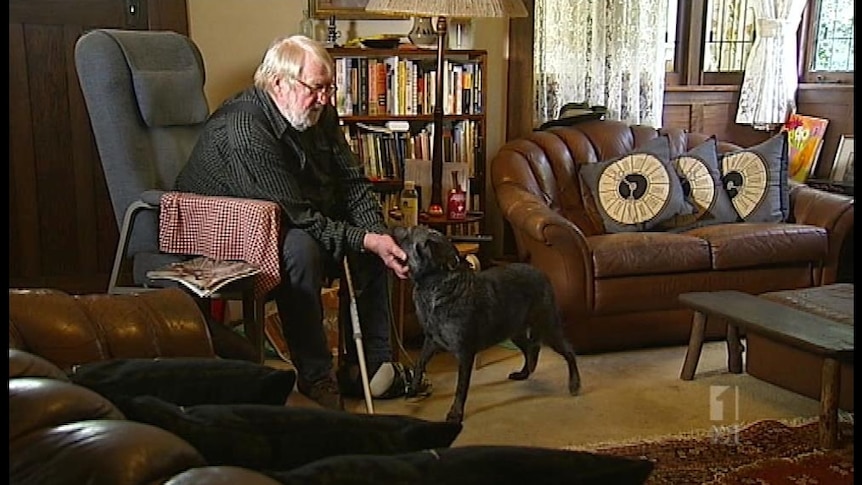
[342,120,482,183]
[333,56,483,117]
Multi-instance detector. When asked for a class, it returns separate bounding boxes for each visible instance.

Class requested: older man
[176,35,411,410]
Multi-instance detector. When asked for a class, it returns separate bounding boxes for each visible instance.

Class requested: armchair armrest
[158,192,283,299]
[789,182,854,284]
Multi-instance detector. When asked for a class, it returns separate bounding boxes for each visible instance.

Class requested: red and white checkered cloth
[158,192,282,298]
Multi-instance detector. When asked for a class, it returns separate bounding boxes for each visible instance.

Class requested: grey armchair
[74,28,269,362]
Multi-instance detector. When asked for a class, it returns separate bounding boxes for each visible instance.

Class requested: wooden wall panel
[9,0,189,294]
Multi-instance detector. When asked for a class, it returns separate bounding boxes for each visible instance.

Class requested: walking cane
[342,257,375,414]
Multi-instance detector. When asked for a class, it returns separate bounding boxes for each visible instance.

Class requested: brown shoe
[297,376,344,411]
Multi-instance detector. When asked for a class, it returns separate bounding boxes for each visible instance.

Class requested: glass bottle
[447,171,467,220]
[400,181,420,227]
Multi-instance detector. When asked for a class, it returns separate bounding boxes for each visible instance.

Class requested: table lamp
[365,0,528,216]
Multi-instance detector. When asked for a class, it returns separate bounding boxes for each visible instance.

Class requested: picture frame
[309,0,406,20]
[829,135,855,184]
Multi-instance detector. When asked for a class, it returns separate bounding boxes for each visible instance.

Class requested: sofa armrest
[495,182,594,321]
[789,182,854,284]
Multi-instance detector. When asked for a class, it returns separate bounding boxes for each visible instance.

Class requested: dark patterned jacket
[176,86,386,262]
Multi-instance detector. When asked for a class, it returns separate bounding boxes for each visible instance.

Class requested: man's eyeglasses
[292,76,337,97]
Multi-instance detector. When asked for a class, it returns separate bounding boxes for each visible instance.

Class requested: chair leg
[242,289,265,364]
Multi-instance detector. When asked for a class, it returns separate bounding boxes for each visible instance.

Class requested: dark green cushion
[267,445,654,484]
[68,357,296,406]
[116,395,463,471]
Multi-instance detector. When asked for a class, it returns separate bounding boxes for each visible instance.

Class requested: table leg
[819,357,841,449]
[726,324,743,374]
[680,311,707,380]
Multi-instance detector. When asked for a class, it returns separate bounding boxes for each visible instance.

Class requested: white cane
[342,257,375,414]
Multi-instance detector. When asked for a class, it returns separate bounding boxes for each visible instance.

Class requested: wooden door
[9,0,189,293]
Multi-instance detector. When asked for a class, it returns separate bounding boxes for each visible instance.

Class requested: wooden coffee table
[678,290,854,449]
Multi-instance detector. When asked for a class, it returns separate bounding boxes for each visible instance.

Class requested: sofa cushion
[720,132,789,222]
[659,137,740,231]
[116,395,463,472]
[683,222,828,270]
[69,357,296,406]
[267,445,654,485]
[579,135,693,233]
[588,232,712,278]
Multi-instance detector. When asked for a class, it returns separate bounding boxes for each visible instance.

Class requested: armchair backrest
[75,29,210,256]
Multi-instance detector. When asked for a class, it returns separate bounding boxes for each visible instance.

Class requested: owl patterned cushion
[579,135,693,233]
[658,137,740,232]
[719,132,789,222]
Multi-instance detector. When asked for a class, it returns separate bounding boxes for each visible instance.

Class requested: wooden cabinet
[9,0,189,293]
[326,47,488,230]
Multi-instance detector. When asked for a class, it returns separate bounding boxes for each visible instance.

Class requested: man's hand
[363,233,409,279]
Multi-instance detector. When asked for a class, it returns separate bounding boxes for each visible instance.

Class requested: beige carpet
[269,340,824,449]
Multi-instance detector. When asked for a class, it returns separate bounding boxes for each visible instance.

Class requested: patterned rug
[569,417,854,484]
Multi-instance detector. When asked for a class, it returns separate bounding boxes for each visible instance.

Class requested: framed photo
[829,135,855,184]
[309,0,406,20]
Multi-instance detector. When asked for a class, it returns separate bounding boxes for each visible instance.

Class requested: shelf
[339,114,484,123]
[330,47,488,235]
[328,47,488,57]
[806,179,854,196]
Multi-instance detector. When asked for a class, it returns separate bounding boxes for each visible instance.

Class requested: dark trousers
[272,229,393,383]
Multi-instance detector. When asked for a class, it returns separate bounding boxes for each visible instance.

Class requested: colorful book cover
[783,113,829,182]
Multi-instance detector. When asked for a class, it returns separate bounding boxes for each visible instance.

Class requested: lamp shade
[365,0,528,18]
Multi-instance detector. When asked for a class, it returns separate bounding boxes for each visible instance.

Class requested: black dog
[393,225,581,423]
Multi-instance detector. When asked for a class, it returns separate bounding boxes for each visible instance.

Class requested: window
[666,0,854,85]
[703,0,755,72]
[806,0,854,81]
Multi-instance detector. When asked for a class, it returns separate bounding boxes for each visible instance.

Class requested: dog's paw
[507,369,530,381]
[568,379,582,396]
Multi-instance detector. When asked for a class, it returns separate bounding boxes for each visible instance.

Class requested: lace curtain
[735,0,807,130]
[533,0,667,128]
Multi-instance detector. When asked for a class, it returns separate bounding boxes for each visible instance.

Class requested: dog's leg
[507,333,540,381]
[547,337,582,395]
[406,337,440,397]
[446,351,476,423]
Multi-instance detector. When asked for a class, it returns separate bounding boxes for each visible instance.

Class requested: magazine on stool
[146,256,261,298]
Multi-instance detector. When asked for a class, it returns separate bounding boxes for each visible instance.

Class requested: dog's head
[392,225,463,280]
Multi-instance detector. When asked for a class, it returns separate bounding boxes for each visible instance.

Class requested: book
[146,256,261,298]
[783,113,829,182]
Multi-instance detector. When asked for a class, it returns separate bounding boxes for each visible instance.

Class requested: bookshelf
[328,47,488,230]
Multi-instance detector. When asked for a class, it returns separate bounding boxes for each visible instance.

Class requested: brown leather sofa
[490,120,854,354]
[9,288,283,484]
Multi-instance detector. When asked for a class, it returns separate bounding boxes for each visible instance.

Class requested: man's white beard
[286,105,323,132]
